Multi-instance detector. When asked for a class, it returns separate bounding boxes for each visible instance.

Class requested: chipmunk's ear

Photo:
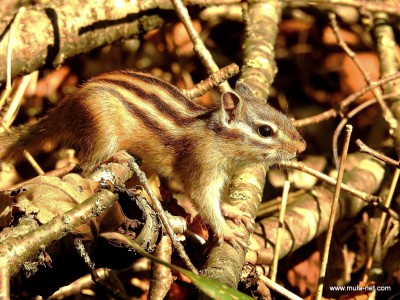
[221,90,243,123]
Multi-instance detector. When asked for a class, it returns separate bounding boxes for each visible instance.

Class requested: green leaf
[101,232,254,300]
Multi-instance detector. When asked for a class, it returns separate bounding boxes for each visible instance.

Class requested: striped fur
[0,70,305,246]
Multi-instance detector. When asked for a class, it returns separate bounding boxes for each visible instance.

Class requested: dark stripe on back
[90,85,207,167]
[96,78,205,127]
[119,70,206,112]
[88,85,176,147]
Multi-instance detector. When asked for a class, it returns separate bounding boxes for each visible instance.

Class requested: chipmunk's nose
[296,136,306,155]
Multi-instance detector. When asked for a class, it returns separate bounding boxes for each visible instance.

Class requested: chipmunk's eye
[258,124,275,137]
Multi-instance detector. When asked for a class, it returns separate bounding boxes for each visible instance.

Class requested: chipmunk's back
[0,71,210,173]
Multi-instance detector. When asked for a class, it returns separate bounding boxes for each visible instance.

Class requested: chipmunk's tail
[0,116,61,165]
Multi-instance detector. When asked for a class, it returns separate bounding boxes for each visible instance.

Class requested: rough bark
[0,0,166,84]
[201,0,283,289]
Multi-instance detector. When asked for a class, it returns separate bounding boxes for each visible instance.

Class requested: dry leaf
[287,251,320,296]
[11,174,99,224]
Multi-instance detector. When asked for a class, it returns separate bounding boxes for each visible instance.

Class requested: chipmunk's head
[211,81,306,165]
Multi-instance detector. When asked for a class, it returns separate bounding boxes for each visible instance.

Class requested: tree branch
[0,0,166,84]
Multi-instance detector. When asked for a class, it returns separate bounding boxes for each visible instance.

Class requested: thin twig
[329,13,397,131]
[293,109,337,127]
[170,0,230,93]
[128,159,198,274]
[279,160,379,203]
[363,168,400,283]
[74,238,128,300]
[183,63,239,99]
[0,267,10,300]
[0,7,25,110]
[316,125,352,300]
[259,274,303,300]
[270,180,290,282]
[341,75,400,108]
[332,98,376,168]
[282,161,398,217]
[356,139,400,168]
[74,238,95,269]
[294,86,400,128]
[6,7,25,89]
[22,150,45,175]
[1,73,33,128]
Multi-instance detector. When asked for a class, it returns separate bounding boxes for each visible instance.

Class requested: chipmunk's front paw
[221,202,255,232]
[214,222,248,250]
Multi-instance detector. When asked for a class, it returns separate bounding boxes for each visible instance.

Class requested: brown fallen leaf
[10,174,100,224]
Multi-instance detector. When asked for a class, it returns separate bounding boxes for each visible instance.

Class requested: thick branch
[283,0,400,17]
[249,153,384,265]
[0,189,118,277]
[241,1,281,100]
[0,0,165,84]
[201,0,283,289]
[374,12,400,155]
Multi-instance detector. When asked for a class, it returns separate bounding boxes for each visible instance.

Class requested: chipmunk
[0,70,306,248]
